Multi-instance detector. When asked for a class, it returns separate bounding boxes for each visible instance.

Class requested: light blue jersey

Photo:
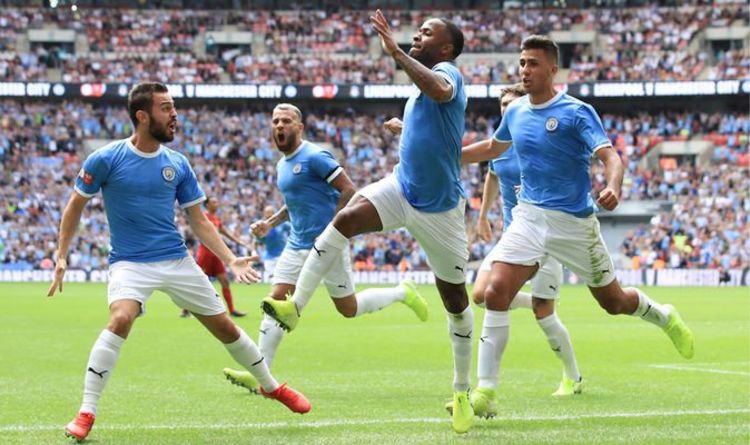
[493,91,611,217]
[277,141,342,250]
[395,61,467,212]
[75,138,205,264]
[261,221,290,259]
[488,144,521,228]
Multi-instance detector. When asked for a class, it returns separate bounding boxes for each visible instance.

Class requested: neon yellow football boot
[261,297,300,332]
[400,280,428,322]
[662,304,695,359]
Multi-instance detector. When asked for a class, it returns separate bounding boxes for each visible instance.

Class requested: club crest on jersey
[545,117,558,132]
[292,163,302,174]
[162,166,176,182]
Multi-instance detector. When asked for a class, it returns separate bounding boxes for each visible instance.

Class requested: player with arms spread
[49,83,310,443]
[223,103,428,392]
[461,36,695,424]
[260,12,477,433]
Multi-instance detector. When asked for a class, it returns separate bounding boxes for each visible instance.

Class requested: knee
[485,281,512,310]
[332,209,356,238]
[107,311,135,336]
[532,299,554,319]
[471,286,485,306]
[334,298,357,318]
[336,305,357,318]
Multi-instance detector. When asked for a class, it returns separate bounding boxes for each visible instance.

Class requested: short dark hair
[128,82,169,127]
[439,18,464,60]
[500,83,526,99]
[521,35,559,64]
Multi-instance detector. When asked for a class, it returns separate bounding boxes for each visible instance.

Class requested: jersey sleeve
[310,150,343,184]
[74,150,110,198]
[575,104,611,153]
[176,155,206,208]
[493,113,512,143]
[488,159,498,176]
[432,62,461,102]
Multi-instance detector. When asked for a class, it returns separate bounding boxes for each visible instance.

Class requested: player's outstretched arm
[186,204,260,284]
[369,10,453,103]
[461,138,511,165]
[48,192,89,297]
[477,171,500,242]
[595,146,623,211]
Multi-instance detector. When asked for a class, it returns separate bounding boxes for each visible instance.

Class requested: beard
[409,47,436,68]
[149,116,175,143]
[274,132,297,153]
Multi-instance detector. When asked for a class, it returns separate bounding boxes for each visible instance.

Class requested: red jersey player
[182,196,253,317]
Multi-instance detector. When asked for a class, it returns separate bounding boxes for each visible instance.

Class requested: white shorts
[480,254,563,299]
[264,258,278,278]
[107,256,225,316]
[358,175,469,284]
[271,246,354,298]
[486,202,616,288]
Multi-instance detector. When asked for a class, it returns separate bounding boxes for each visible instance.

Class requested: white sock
[80,329,125,415]
[477,310,510,389]
[354,286,406,317]
[509,291,532,310]
[631,288,670,328]
[258,314,285,369]
[224,329,279,392]
[538,313,581,381]
[447,305,474,392]
[292,225,349,312]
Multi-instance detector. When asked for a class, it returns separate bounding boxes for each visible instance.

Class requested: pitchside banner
[0,80,747,100]
[2,268,748,286]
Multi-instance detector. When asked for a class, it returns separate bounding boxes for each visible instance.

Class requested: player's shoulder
[432,61,462,79]
[161,145,191,165]
[559,93,594,112]
[302,141,336,160]
[86,138,129,163]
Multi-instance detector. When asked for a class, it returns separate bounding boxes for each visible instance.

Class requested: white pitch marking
[2,408,749,432]
[648,364,750,376]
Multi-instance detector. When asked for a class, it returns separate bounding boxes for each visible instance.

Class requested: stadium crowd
[0,100,747,272]
[0,4,747,83]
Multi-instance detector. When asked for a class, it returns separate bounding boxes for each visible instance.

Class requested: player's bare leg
[472,269,531,310]
[589,280,694,358]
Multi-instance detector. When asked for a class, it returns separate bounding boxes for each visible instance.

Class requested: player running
[181,196,252,318]
[49,82,310,443]
[260,12,477,433]
[223,103,428,392]
[461,36,695,424]
[447,84,583,422]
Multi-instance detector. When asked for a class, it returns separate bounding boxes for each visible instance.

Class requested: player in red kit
[182,196,253,318]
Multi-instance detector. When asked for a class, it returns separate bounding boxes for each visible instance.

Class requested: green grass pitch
[1,282,748,444]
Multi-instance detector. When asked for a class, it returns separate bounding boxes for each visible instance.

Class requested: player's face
[409,19,451,67]
[263,207,274,219]
[519,49,558,94]
[206,197,219,212]
[271,109,303,153]
[499,93,522,117]
[147,92,178,143]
